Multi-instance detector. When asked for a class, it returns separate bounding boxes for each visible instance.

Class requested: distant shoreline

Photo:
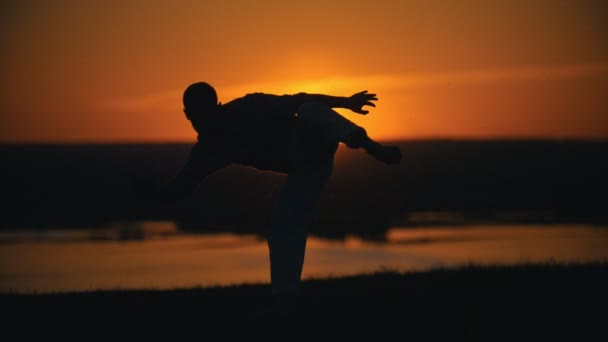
[3,261,606,296]
[1,139,607,235]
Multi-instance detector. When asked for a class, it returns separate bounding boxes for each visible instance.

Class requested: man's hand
[346,90,378,115]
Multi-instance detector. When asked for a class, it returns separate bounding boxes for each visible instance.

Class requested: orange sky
[1,0,607,143]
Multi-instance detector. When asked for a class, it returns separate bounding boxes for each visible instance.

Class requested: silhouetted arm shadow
[133,143,229,204]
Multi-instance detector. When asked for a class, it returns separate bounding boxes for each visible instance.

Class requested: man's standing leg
[267,105,340,297]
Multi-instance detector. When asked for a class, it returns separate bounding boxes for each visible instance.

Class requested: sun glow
[2,1,607,142]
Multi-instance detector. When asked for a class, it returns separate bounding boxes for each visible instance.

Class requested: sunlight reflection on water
[1,222,607,293]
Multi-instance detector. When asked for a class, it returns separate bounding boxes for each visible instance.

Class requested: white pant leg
[268,163,332,295]
[267,116,337,296]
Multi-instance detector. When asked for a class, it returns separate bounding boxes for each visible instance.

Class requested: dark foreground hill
[3,262,607,342]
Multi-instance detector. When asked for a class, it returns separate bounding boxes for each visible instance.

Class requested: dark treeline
[1,140,607,240]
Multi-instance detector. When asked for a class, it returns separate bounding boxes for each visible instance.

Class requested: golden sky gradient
[1,0,607,143]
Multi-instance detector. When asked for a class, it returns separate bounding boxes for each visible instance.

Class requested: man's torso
[195,93,301,173]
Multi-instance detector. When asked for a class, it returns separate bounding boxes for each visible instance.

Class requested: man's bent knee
[292,122,339,158]
[296,102,368,149]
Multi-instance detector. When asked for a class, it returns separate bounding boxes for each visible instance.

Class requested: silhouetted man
[157,82,401,296]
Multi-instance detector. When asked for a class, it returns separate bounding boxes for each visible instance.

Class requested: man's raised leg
[296,102,402,165]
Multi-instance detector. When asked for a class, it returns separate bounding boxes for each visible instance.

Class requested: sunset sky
[1,0,607,143]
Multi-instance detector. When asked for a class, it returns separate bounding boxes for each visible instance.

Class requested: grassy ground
[2,262,607,341]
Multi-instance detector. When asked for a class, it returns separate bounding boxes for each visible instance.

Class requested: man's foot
[370,145,402,165]
[359,136,402,165]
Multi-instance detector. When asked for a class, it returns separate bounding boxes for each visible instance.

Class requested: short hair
[182,82,218,110]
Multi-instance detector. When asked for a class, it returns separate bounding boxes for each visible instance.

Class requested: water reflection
[1,223,607,293]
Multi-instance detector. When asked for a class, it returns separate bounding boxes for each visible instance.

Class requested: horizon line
[1,135,607,145]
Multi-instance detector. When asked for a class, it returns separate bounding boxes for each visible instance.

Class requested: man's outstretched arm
[292,90,378,115]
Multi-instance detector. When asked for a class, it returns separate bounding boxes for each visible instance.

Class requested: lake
[1,221,607,293]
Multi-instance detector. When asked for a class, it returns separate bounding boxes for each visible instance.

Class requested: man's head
[182,82,219,121]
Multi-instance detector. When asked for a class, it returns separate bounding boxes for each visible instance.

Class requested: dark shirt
[185,92,321,180]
